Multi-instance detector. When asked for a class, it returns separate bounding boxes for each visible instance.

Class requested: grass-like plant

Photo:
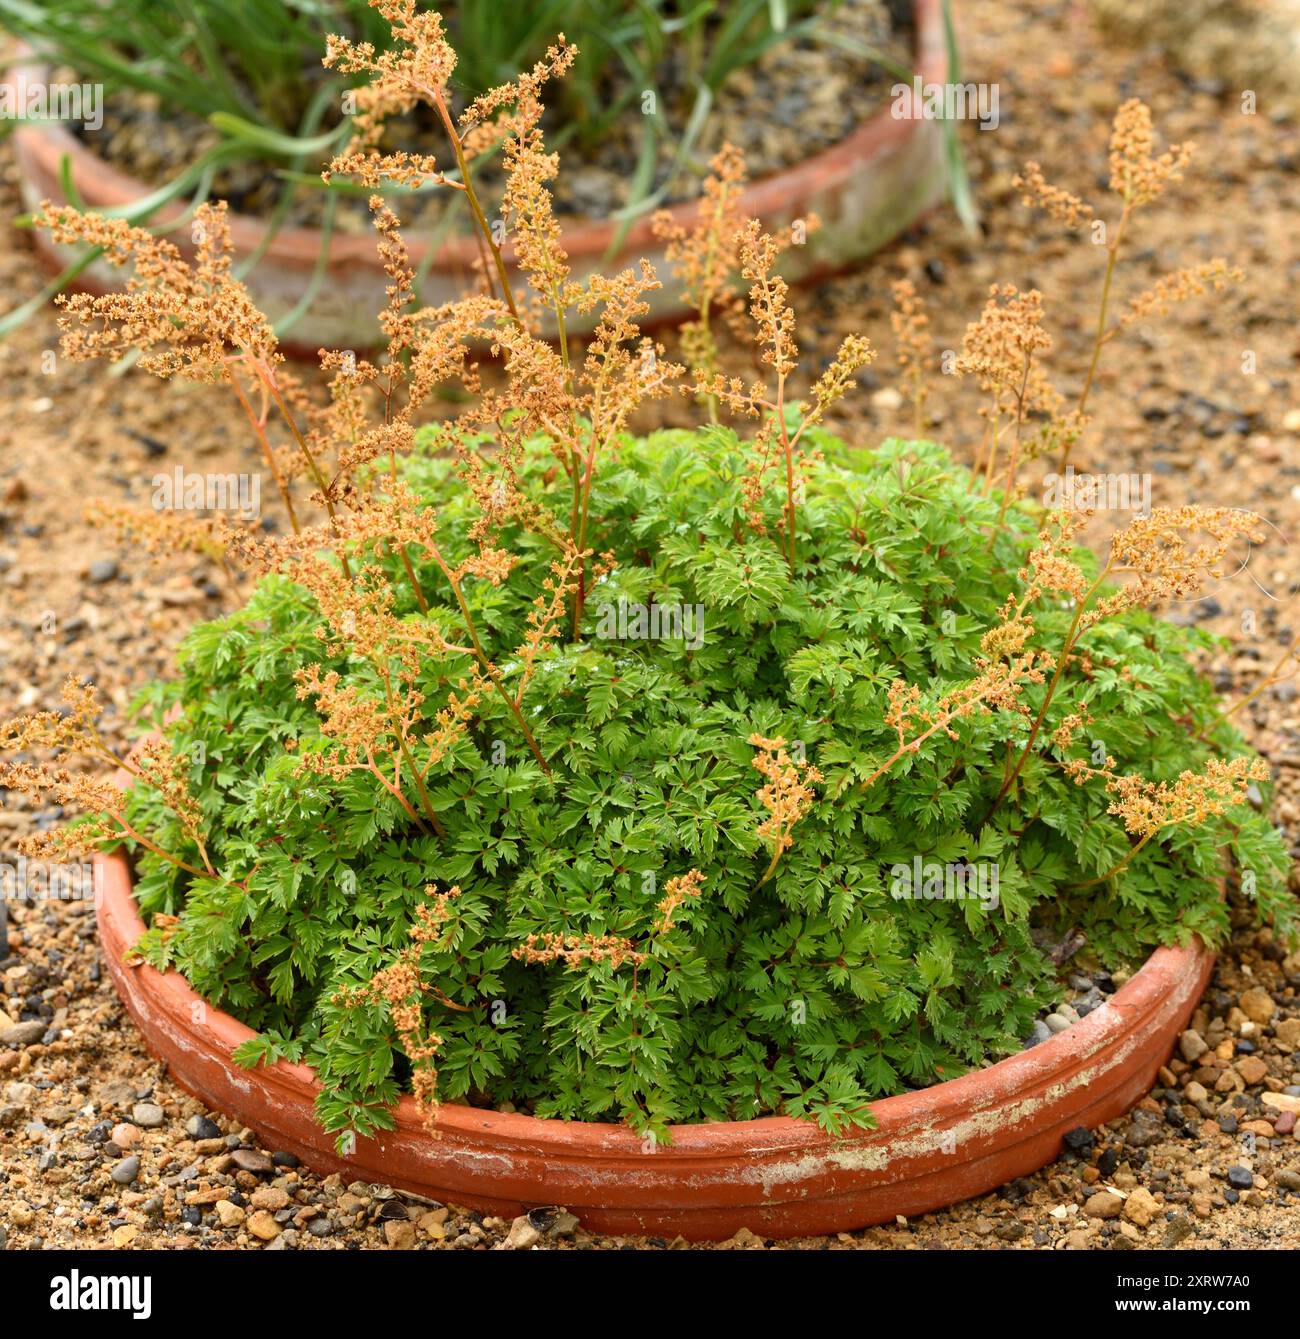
[1,2,1293,1148]
[0,0,875,242]
[0,0,911,339]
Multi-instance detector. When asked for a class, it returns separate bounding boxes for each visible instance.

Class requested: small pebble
[110,1156,140,1186]
[185,1114,221,1140]
[110,1122,140,1150]
[230,1148,274,1174]
[0,1020,47,1047]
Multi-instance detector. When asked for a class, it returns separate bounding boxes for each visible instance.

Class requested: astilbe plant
[1,2,1295,1148]
[1012,98,1242,468]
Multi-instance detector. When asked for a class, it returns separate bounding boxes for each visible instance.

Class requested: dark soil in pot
[63,0,913,235]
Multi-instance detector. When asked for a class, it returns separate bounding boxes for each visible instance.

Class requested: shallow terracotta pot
[95,845,1214,1240]
[9,0,947,353]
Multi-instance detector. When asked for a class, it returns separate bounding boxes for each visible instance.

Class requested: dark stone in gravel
[87,558,119,584]
[1063,1126,1093,1151]
[126,430,169,458]
[271,1151,299,1168]
[375,1199,407,1222]
[1224,1189,1239,1204]
[1227,1166,1253,1190]
[110,1156,140,1185]
[181,1206,201,1226]
[1098,1147,1121,1177]
[307,1217,333,1238]
[1218,1115,1239,1135]
[184,1115,221,1140]
[1126,1114,1162,1148]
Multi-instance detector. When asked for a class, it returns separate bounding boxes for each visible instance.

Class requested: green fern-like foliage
[121,429,1294,1147]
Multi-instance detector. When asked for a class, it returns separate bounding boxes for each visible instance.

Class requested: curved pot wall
[95,847,1214,1240]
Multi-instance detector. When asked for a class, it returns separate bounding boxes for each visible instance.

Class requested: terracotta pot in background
[8,0,949,354]
[95,846,1214,1240]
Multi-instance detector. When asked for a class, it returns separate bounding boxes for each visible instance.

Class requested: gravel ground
[2,0,1300,1250]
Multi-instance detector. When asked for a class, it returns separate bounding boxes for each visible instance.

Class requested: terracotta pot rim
[95,843,1211,1157]
[6,0,947,273]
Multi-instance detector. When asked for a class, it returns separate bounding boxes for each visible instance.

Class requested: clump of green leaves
[110,428,1293,1147]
